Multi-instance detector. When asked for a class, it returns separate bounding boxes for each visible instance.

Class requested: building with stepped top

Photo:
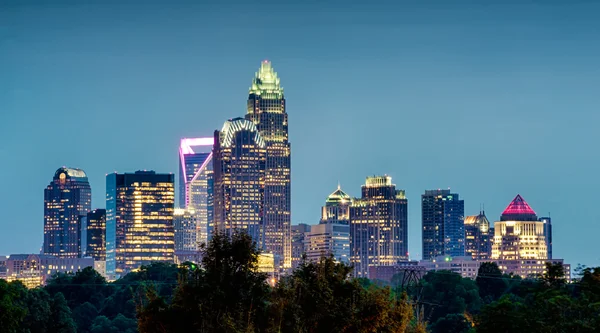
[245,61,292,270]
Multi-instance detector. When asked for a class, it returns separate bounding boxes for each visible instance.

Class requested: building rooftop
[501,194,537,220]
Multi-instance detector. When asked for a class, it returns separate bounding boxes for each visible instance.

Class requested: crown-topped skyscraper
[245,60,292,270]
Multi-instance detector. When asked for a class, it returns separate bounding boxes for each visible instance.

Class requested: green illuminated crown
[249,60,284,98]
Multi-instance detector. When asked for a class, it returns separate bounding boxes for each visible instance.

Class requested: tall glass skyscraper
[213,118,267,249]
[421,189,465,260]
[86,209,106,261]
[245,61,292,269]
[44,167,91,258]
[179,137,214,245]
[105,171,175,279]
[350,176,408,278]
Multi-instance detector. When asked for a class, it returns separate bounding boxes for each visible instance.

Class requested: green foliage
[0,280,27,333]
[429,313,472,333]
[137,232,270,332]
[418,270,482,323]
[476,262,506,302]
[49,292,77,333]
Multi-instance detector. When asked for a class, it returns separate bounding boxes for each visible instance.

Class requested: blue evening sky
[2,0,599,267]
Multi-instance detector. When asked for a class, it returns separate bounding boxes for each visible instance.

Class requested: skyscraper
[86,209,106,261]
[305,185,351,264]
[245,60,292,269]
[213,118,267,248]
[291,223,311,269]
[350,176,408,278]
[464,211,492,260]
[491,194,547,260]
[173,208,199,263]
[179,137,214,244]
[539,216,552,259]
[43,167,91,258]
[421,189,465,260]
[106,171,175,279]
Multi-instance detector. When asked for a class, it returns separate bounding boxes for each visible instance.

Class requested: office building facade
[350,176,408,278]
[179,137,214,244]
[174,208,198,254]
[421,189,465,260]
[291,223,311,269]
[213,118,267,249]
[106,171,175,279]
[304,186,352,264]
[491,195,547,260]
[539,216,552,259]
[464,211,492,260]
[86,209,106,261]
[245,60,292,269]
[43,167,92,258]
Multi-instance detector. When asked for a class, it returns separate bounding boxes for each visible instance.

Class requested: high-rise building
[291,223,311,269]
[464,211,492,260]
[421,189,465,260]
[539,216,552,259]
[213,118,267,249]
[179,137,214,245]
[305,186,352,264]
[350,176,408,278]
[106,171,175,279]
[174,208,199,263]
[43,167,92,258]
[86,209,106,261]
[491,194,547,260]
[245,60,292,269]
[321,185,351,225]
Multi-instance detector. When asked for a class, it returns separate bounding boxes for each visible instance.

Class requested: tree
[476,295,530,333]
[0,280,27,333]
[417,270,482,323]
[72,302,99,333]
[539,262,566,289]
[268,256,413,332]
[137,231,270,332]
[476,262,505,302]
[49,292,77,333]
[430,313,472,333]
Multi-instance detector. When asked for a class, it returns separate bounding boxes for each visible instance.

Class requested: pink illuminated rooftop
[501,194,536,216]
[180,137,214,154]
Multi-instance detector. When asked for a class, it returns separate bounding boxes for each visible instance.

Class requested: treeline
[1,233,599,332]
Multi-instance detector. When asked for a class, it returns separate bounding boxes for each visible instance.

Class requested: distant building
[420,255,481,279]
[213,118,266,250]
[464,211,492,260]
[174,208,199,262]
[86,209,106,261]
[246,60,292,269]
[44,167,92,258]
[305,223,350,264]
[106,171,175,279]
[368,262,425,283]
[3,254,93,288]
[493,259,570,280]
[491,195,547,260]
[305,186,351,264]
[179,137,214,245]
[350,176,408,278]
[291,223,311,269]
[421,189,465,260]
[539,216,552,259]
[321,185,351,225]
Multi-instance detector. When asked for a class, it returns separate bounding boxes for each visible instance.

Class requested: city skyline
[2,1,600,268]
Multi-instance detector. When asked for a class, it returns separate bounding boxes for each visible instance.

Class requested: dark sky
[2,0,599,267]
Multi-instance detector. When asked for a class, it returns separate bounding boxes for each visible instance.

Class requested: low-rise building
[2,254,94,288]
[368,262,425,283]
[420,255,481,279]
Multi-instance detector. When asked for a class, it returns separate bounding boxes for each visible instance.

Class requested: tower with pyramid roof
[491,194,548,261]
